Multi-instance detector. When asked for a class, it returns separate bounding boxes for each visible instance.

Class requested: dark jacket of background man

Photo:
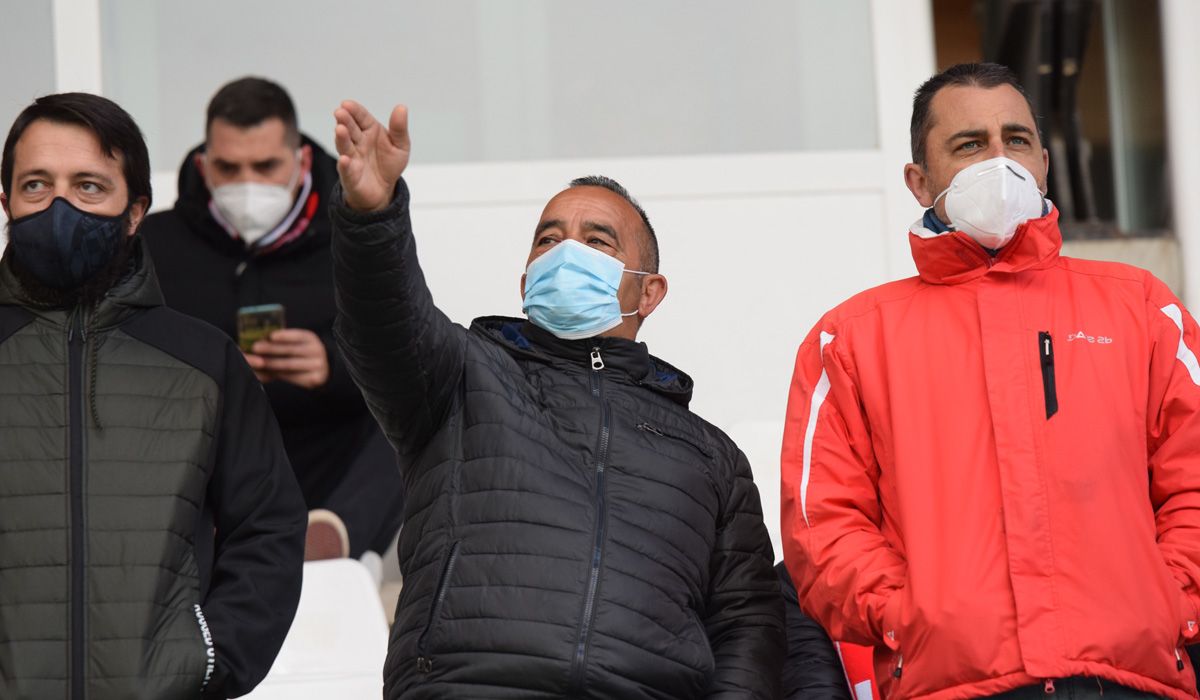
[142,136,403,555]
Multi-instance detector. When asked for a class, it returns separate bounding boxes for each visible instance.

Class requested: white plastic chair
[243,558,389,699]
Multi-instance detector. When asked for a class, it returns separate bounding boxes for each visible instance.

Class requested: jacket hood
[0,235,163,329]
[171,133,338,257]
[471,315,695,407]
[908,205,1062,285]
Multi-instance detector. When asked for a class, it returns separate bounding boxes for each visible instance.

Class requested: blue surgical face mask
[7,197,129,289]
[523,239,650,340]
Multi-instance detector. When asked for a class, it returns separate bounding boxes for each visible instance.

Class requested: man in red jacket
[782,62,1200,700]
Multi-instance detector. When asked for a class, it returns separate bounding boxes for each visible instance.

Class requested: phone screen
[236,303,286,353]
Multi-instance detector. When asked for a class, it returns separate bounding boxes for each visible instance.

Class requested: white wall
[1161,0,1200,311]
[4,0,1196,562]
[4,0,937,558]
[383,1,935,556]
[125,2,933,556]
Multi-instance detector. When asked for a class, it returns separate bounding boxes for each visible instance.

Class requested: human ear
[904,163,934,208]
[126,196,149,236]
[637,274,668,319]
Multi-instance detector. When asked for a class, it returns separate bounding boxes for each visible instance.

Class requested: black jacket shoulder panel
[0,306,35,345]
[119,306,231,385]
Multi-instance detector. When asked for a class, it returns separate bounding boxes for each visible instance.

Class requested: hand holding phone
[237,304,330,389]
[237,304,286,354]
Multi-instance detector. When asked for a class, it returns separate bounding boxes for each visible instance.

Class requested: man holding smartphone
[143,77,405,564]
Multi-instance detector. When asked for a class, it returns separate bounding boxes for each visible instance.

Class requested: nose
[51,186,91,211]
[985,138,1007,159]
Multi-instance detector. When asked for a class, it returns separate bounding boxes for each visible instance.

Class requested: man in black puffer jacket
[330,101,783,698]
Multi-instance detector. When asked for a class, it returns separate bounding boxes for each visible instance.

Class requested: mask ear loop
[932,184,951,210]
[288,148,304,191]
[619,269,653,317]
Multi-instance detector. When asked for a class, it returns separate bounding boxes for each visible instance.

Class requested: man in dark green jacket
[0,93,307,698]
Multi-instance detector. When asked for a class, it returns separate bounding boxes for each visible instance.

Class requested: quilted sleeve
[330,178,468,463]
[202,340,307,698]
[776,562,852,700]
[1145,277,1200,644]
[703,448,785,699]
[780,321,907,648]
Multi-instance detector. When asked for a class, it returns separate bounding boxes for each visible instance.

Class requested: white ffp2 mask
[934,157,1045,249]
[207,152,301,246]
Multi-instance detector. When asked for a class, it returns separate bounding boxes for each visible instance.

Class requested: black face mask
[7,197,129,289]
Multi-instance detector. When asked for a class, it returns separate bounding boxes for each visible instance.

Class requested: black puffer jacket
[776,564,852,700]
[331,180,784,698]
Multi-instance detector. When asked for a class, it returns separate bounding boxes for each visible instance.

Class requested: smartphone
[236,303,286,353]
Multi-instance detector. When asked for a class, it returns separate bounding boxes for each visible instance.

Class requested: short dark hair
[910,62,1041,166]
[568,175,659,273]
[2,92,152,210]
[206,76,299,147]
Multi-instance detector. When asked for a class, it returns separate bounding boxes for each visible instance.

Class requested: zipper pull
[1043,679,1055,694]
[1177,647,1185,671]
[590,347,604,371]
[638,422,664,437]
[67,307,84,343]
[1043,337,1051,356]
[892,653,903,679]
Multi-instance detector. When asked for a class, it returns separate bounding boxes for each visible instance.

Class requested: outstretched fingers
[333,121,355,157]
[340,99,376,134]
[387,104,410,151]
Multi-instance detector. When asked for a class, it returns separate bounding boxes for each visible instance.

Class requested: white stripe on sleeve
[801,332,835,528]
[1161,304,1200,386]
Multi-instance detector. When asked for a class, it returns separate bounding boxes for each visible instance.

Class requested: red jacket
[782,208,1200,700]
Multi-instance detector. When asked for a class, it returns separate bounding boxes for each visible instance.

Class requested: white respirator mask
[207,151,302,246]
[933,156,1046,249]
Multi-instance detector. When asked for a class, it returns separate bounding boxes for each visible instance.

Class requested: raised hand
[333,101,410,212]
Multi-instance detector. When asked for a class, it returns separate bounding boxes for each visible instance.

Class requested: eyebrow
[946,128,987,143]
[582,221,618,241]
[534,219,562,236]
[15,168,115,186]
[947,123,1036,143]
[74,171,115,185]
[14,168,54,181]
[532,219,621,242]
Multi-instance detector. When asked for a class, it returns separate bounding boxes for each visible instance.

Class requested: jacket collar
[908,205,1062,285]
[0,236,163,330]
[471,316,695,408]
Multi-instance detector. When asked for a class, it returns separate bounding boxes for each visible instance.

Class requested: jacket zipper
[569,347,611,693]
[955,234,996,268]
[416,540,461,673]
[1039,331,1058,418]
[68,310,86,699]
[636,422,714,459]
[1176,647,1185,671]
